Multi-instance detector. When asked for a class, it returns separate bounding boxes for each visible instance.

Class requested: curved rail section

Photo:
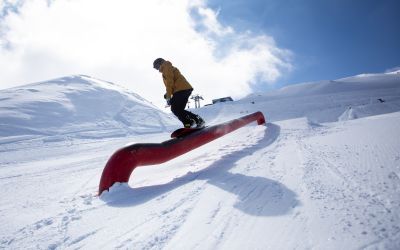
[99,111,266,195]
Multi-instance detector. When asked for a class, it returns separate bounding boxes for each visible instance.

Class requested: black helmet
[153,58,165,70]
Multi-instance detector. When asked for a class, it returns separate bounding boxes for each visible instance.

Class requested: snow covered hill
[196,70,400,124]
[0,71,400,249]
[0,75,178,140]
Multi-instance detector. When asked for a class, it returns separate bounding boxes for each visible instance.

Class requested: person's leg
[171,89,206,127]
[171,89,194,126]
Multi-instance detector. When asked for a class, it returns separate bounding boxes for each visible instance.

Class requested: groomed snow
[0,75,179,139]
[0,71,399,249]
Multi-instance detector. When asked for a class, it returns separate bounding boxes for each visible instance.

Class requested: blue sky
[208,0,400,90]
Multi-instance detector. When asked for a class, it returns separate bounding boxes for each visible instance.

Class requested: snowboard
[171,127,205,138]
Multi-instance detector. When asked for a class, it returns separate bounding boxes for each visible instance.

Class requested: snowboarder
[153,58,205,128]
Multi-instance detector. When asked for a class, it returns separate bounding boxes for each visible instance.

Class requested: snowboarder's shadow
[102,123,300,217]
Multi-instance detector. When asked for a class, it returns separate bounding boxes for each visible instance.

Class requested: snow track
[2,113,400,249]
[1,71,400,249]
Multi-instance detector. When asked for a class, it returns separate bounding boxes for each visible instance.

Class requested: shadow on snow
[101,123,299,217]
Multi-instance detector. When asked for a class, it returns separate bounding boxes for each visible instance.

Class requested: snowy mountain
[0,71,400,249]
[0,75,178,140]
[196,70,400,124]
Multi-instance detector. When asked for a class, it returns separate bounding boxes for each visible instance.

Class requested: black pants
[171,89,198,125]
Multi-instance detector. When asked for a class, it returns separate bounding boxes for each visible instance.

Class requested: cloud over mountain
[0,0,291,107]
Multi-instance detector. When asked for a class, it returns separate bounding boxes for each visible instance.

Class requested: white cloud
[0,0,292,108]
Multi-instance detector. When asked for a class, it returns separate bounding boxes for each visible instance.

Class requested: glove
[166,98,171,106]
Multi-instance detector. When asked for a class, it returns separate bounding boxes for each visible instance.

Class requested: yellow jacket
[159,61,192,99]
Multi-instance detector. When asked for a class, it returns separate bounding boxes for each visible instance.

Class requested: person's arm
[162,63,175,99]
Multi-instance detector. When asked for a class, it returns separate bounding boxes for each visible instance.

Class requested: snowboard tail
[171,127,205,138]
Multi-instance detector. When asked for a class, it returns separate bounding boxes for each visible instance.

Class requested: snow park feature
[1,70,400,249]
[99,111,266,195]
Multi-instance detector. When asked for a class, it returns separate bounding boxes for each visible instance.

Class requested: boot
[194,115,205,128]
[184,118,196,128]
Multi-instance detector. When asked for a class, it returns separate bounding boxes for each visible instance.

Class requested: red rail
[98,111,266,195]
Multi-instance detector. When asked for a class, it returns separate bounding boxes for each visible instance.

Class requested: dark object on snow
[378,98,385,103]
[212,96,233,104]
[171,127,206,138]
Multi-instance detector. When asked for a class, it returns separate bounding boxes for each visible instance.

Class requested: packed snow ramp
[98,111,266,194]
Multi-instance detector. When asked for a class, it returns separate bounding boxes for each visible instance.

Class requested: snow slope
[196,71,400,124]
[1,71,400,249]
[0,75,178,140]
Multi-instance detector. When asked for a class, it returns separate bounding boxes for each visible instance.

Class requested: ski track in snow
[292,117,400,249]
[4,117,399,249]
[1,72,400,249]
[1,118,399,249]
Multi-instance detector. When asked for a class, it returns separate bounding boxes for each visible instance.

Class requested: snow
[0,75,179,139]
[1,71,400,249]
